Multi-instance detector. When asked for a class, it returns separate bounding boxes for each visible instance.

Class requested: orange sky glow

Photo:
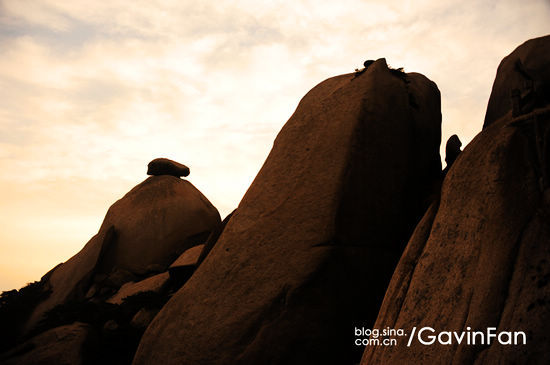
[1,0,549,291]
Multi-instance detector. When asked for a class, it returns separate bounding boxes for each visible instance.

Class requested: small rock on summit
[147,158,190,177]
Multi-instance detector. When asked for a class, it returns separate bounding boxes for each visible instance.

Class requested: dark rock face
[483,35,550,128]
[196,210,235,266]
[147,158,190,177]
[0,322,93,365]
[362,39,550,365]
[133,59,441,365]
[106,272,170,305]
[94,176,220,276]
[445,134,462,166]
[168,244,204,286]
[23,176,220,335]
[442,134,462,175]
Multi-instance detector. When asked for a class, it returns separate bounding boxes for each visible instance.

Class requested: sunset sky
[1,0,549,291]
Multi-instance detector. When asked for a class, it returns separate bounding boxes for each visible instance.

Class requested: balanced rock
[147,158,190,177]
[483,34,550,128]
[133,59,442,365]
[362,37,550,365]
[24,175,220,334]
[89,176,220,277]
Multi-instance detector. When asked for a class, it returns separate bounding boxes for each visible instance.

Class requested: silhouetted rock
[23,175,220,335]
[483,34,550,128]
[133,58,441,365]
[0,279,54,351]
[90,175,220,277]
[22,226,116,335]
[0,322,92,365]
[147,158,190,177]
[106,272,170,305]
[443,134,462,173]
[362,37,550,365]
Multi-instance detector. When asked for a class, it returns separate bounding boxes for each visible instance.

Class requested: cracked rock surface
[362,35,550,365]
[133,58,442,365]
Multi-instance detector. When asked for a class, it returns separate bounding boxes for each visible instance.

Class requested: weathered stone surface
[169,245,204,269]
[362,48,550,363]
[106,272,170,305]
[147,158,190,177]
[167,244,204,286]
[24,175,220,334]
[483,34,550,128]
[196,210,235,266]
[96,176,220,276]
[0,322,92,365]
[133,59,441,365]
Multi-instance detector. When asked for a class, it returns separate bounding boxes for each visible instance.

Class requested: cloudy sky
[1,0,549,291]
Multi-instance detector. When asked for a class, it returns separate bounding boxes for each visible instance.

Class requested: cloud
[0,0,549,290]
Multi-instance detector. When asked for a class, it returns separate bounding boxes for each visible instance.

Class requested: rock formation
[443,134,462,174]
[106,272,170,305]
[22,227,116,335]
[147,158,190,177]
[92,175,219,275]
[362,34,550,365]
[4,36,549,365]
[22,173,220,336]
[483,35,550,128]
[133,58,442,365]
[196,210,235,266]
[168,244,204,285]
[0,322,92,365]
[445,134,462,165]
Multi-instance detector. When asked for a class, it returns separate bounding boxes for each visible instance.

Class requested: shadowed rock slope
[362,34,550,365]
[133,58,442,365]
[0,322,93,365]
[23,175,221,336]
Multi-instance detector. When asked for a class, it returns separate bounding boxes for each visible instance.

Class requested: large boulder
[0,322,93,365]
[94,176,220,275]
[362,38,550,365]
[483,34,550,128]
[23,176,220,334]
[133,59,442,365]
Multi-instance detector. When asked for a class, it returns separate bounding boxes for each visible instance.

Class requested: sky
[1,0,549,292]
